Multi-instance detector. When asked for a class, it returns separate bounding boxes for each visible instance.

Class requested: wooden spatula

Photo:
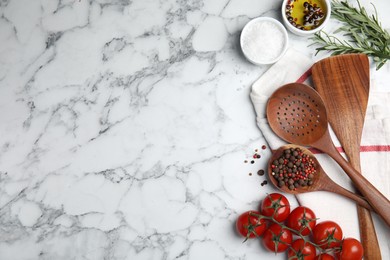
[312,54,381,259]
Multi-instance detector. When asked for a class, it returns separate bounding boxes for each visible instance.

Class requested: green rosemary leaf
[310,0,390,70]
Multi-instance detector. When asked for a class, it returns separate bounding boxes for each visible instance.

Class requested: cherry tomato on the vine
[287,238,316,260]
[260,193,291,222]
[236,211,267,239]
[262,223,292,252]
[313,221,343,249]
[314,253,335,260]
[335,237,364,260]
[287,206,317,236]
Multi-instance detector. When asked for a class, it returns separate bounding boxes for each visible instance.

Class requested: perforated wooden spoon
[266,82,390,226]
[312,54,380,259]
[268,144,373,210]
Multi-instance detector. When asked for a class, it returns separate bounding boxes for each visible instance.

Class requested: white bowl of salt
[240,17,288,65]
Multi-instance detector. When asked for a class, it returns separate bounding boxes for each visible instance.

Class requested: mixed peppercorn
[270,147,316,190]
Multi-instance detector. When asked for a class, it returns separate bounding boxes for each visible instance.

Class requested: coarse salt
[241,18,287,64]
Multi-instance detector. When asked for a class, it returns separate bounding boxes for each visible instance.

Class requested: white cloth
[250,48,390,258]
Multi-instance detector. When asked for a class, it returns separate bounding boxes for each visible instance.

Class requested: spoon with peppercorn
[266,83,390,226]
[268,144,372,211]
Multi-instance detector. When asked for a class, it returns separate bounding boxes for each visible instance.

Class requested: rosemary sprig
[311,0,390,70]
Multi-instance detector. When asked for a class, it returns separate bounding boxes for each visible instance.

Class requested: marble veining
[0,0,389,259]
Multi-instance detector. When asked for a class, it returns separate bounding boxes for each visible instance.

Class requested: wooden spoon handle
[349,155,382,259]
[320,172,373,210]
[357,206,382,259]
[325,143,390,226]
[354,168,382,260]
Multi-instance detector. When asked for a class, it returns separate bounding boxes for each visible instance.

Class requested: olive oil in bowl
[285,0,327,31]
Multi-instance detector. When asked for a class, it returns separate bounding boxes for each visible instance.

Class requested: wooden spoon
[266,82,390,226]
[268,144,373,210]
[312,54,380,259]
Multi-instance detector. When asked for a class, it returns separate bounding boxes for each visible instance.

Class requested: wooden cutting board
[312,54,381,259]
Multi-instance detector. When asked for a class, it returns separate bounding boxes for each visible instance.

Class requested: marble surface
[0,0,389,259]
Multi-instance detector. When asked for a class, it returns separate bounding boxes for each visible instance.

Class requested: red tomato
[335,238,364,260]
[314,254,335,260]
[262,223,292,252]
[260,193,291,222]
[287,238,316,260]
[287,206,317,236]
[313,221,343,249]
[236,211,266,239]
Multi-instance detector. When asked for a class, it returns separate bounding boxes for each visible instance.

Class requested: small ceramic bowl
[240,17,289,65]
[281,0,331,36]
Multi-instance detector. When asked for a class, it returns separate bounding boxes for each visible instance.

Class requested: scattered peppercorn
[257,169,265,176]
[244,145,267,165]
[270,147,316,190]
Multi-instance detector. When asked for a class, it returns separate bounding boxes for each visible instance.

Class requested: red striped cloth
[309,145,390,154]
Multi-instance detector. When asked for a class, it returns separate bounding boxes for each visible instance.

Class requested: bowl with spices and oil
[282,0,331,36]
[240,17,289,65]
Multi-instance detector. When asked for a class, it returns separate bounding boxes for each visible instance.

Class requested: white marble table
[0,0,389,259]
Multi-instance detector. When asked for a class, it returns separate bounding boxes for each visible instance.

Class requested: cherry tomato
[314,253,335,260]
[236,211,267,239]
[335,238,364,260]
[262,223,292,252]
[313,221,343,249]
[287,206,317,236]
[260,193,291,222]
[287,238,316,260]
